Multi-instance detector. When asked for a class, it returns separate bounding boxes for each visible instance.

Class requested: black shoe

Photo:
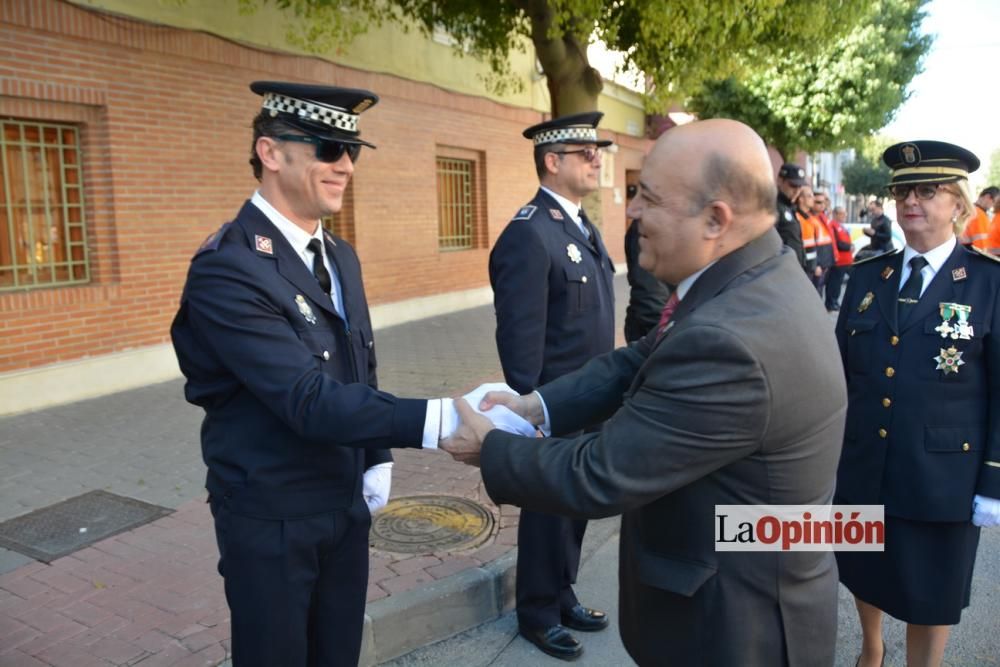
[560,604,609,632]
[520,625,583,661]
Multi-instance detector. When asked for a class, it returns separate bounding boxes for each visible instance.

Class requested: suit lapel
[900,244,967,334]
[324,231,355,325]
[652,229,783,349]
[236,202,339,317]
[873,252,904,334]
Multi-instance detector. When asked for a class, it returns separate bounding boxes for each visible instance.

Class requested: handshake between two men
[438,382,545,467]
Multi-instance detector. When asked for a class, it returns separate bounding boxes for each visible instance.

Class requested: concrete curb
[360,516,621,665]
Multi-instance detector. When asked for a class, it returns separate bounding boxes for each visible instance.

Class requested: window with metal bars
[436,155,479,251]
[0,119,89,291]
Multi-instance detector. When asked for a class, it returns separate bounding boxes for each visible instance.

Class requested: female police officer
[834,141,1000,666]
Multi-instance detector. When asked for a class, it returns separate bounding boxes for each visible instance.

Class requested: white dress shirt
[899,235,956,297]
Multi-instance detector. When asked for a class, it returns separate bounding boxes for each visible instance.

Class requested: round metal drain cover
[369,495,494,554]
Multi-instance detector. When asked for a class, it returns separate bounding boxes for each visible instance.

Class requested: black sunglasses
[275,134,362,164]
[886,183,947,201]
[552,147,602,163]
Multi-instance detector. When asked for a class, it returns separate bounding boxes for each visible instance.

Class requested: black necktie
[307,238,332,294]
[897,255,928,326]
[578,208,595,245]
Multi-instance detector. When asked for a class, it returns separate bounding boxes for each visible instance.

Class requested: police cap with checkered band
[250,81,379,148]
[523,112,613,148]
[882,140,980,185]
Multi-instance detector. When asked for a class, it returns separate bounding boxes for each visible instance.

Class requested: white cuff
[422,399,442,449]
[535,390,552,437]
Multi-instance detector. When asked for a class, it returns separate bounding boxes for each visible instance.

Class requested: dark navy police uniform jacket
[490,189,616,395]
[835,244,1000,521]
[171,200,426,519]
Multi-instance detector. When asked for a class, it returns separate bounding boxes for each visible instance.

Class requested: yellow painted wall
[67,0,644,136]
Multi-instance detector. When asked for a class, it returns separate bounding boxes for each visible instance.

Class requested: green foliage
[687,0,930,157]
[842,154,891,196]
[242,0,870,116]
[987,148,1000,187]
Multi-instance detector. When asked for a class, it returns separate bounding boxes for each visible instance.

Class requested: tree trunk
[519,0,603,117]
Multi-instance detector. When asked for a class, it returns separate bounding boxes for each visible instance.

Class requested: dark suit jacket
[171,200,424,519]
[836,244,1000,520]
[489,188,616,394]
[775,191,806,270]
[481,229,846,666]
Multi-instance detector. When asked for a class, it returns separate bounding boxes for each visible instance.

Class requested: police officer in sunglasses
[171,82,459,666]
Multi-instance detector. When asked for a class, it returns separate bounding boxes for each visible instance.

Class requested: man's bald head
[627,120,778,285]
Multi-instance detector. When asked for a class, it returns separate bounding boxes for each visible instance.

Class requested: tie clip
[897,297,919,304]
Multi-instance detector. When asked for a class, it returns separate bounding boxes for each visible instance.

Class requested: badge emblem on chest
[857,291,874,313]
[295,294,317,325]
[567,243,582,264]
[934,346,964,374]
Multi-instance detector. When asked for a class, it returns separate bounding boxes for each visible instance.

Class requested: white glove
[972,494,1000,527]
[363,463,392,514]
[440,382,537,439]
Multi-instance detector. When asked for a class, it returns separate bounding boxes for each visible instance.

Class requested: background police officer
[171,82,457,667]
[776,162,808,270]
[489,113,615,661]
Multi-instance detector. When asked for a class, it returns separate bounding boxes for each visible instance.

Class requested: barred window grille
[0,119,89,291]
[437,157,476,251]
[321,180,355,246]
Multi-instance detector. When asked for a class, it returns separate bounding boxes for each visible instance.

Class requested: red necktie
[656,292,680,339]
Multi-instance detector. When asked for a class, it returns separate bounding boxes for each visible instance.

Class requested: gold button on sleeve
[878,428,888,438]
[962,442,970,452]
[885,367,895,377]
[882,398,892,408]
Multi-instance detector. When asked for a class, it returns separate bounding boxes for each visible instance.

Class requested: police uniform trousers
[209,495,371,666]
[516,510,587,630]
[835,509,981,625]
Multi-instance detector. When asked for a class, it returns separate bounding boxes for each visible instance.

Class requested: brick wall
[0,0,647,374]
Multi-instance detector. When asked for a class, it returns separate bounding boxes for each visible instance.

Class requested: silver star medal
[295,294,317,325]
[934,346,964,375]
[567,243,582,264]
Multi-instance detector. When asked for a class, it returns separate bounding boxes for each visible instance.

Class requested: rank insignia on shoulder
[295,294,317,325]
[255,234,274,255]
[512,205,537,221]
[193,222,231,258]
[857,291,874,313]
[550,208,564,220]
[952,267,967,281]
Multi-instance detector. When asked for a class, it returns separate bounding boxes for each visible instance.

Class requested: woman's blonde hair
[948,179,975,235]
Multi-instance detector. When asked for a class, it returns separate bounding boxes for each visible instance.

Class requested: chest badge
[935,302,973,340]
[295,294,317,325]
[951,267,967,281]
[567,243,583,264]
[255,234,274,255]
[934,346,965,375]
[880,266,894,281]
[857,291,874,313]
[550,208,564,220]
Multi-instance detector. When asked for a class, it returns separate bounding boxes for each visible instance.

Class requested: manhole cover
[369,495,494,554]
[0,490,172,563]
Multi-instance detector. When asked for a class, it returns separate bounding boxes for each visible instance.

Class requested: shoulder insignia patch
[968,245,1000,263]
[194,222,232,258]
[512,205,537,221]
[853,248,901,266]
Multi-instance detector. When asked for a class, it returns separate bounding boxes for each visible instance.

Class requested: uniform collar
[901,235,956,279]
[540,186,583,227]
[251,190,325,259]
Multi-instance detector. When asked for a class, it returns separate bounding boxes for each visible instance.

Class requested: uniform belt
[207,473,356,519]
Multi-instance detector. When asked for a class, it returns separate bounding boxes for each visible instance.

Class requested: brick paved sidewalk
[0,277,630,666]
